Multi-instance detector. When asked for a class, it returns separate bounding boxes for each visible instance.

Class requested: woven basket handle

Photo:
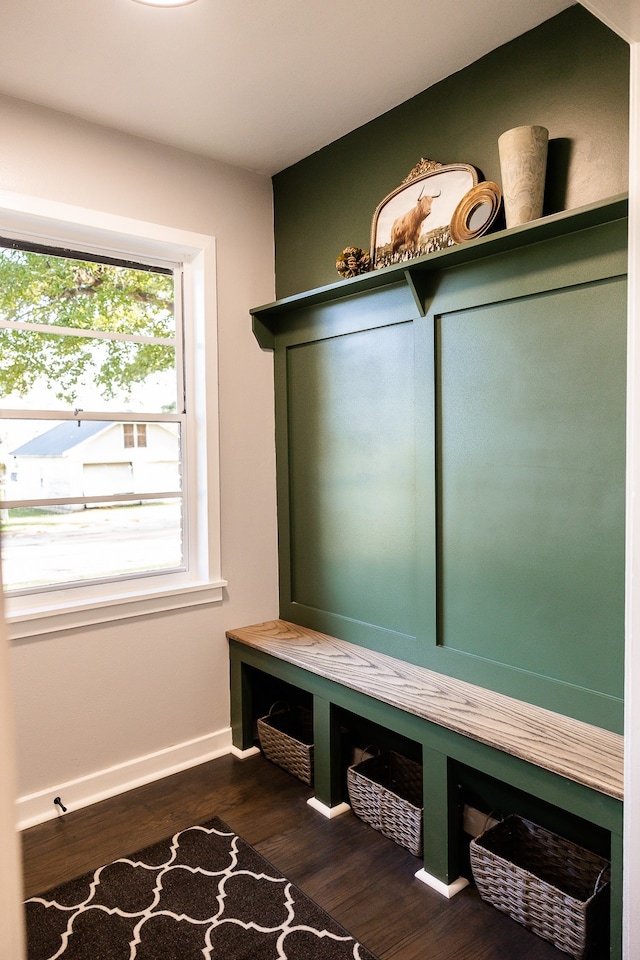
[477,811,500,838]
[594,863,610,894]
[268,701,291,716]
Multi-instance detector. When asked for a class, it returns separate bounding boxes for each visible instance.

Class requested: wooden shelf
[251,194,628,334]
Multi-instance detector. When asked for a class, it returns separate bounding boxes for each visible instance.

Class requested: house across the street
[7,419,179,504]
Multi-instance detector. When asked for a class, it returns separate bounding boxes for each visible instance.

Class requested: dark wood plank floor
[21,753,585,959]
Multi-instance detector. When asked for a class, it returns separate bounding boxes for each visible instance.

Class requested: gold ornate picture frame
[370,160,478,269]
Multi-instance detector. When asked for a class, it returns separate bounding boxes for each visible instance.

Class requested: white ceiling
[0,0,576,176]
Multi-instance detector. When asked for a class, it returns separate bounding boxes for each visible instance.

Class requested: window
[123,423,148,448]
[0,193,224,638]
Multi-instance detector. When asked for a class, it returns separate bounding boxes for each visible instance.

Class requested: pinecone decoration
[336,246,371,278]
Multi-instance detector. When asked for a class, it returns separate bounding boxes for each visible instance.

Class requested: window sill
[5,578,228,640]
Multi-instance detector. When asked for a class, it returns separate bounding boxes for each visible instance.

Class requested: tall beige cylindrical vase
[498,125,549,228]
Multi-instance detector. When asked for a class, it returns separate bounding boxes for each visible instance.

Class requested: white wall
[624,48,640,954]
[0,573,25,957]
[580,5,640,958]
[0,94,279,824]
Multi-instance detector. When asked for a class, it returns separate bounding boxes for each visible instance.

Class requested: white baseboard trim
[17,727,233,830]
[306,797,351,819]
[414,868,469,898]
[229,745,261,759]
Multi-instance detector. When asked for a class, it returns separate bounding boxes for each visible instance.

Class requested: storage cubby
[456,764,611,867]
[333,707,421,769]
[242,664,313,748]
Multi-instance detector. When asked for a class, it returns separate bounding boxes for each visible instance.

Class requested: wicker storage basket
[257,702,314,785]
[347,750,423,856]
[469,815,610,959]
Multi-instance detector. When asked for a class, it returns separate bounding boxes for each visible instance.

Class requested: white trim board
[414,869,469,899]
[306,797,351,819]
[230,744,261,759]
[623,37,640,960]
[16,727,232,830]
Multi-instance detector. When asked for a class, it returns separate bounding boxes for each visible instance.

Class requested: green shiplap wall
[273,5,629,299]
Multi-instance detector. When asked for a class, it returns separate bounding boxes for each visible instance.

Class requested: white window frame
[0,190,226,640]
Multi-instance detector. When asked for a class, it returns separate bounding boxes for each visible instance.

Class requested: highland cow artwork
[370,162,478,269]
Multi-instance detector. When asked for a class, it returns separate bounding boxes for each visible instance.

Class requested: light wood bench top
[227,619,624,802]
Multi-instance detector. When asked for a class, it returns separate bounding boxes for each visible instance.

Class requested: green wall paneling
[274,282,428,664]
[434,279,626,683]
[261,211,627,732]
[415,220,628,730]
[286,323,416,633]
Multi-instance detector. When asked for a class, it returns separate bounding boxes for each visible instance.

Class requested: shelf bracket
[403,268,436,317]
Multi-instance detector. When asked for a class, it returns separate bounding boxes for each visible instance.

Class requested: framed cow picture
[370,160,478,270]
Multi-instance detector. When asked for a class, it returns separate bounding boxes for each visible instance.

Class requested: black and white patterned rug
[25,817,377,960]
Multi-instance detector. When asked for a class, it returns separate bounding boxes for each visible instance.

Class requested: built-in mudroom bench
[228,619,623,956]
[231,194,628,958]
